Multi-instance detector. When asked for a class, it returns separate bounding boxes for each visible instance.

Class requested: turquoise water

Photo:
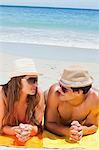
[0,5,99,49]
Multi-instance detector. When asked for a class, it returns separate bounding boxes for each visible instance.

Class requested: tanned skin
[45,83,99,142]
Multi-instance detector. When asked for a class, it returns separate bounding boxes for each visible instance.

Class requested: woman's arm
[0,86,20,136]
[0,86,5,133]
[2,126,20,135]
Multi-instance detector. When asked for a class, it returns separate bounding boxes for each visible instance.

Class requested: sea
[0,5,99,49]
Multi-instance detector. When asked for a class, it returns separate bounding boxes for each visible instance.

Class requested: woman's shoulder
[0,86,5,103]
[0,86,3,91]
[0,86,7,101]
[0,86,3,98]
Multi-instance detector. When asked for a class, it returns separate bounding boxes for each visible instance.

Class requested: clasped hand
[14,123,38,143]
[69,120,83,142]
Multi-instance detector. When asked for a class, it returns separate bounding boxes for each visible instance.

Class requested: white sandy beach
[0,43,99,150]
[0,42,99,91]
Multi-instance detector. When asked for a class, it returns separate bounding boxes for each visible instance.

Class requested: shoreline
[1,41,99,50]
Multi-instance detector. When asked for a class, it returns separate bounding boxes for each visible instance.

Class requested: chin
[29,91,36,95]
[28,88,37,95]
[60,95,75,101]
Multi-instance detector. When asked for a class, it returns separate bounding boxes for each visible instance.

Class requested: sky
[0,0,99,9]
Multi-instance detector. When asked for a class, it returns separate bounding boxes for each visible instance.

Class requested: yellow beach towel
[43,129,99,150]
[0,133,43,148]
[0,130,99,149]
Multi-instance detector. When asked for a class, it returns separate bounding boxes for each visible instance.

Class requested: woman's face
[21,75,38,95]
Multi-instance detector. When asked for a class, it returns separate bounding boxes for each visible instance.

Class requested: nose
[33,82,38,87]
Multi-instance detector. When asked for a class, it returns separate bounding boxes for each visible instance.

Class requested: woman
[0,58,44,144]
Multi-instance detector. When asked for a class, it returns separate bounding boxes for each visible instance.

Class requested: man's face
[59,84,83,101]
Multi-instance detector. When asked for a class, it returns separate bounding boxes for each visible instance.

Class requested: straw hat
[59,65,93,88]
[0,58,38,85]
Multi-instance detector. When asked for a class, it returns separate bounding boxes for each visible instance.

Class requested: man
[45,65,99,142]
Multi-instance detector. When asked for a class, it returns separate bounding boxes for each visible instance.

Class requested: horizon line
[0,4,99,11]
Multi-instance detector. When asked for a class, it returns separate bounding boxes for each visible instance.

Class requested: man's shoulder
[49,83,60,93]
[47,83,60,104]
[88,88,99,108]
[89,88,99,98]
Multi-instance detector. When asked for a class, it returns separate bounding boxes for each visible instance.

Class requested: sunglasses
[60,84,71,93]
[26,77,38,84]
[60,84,83,94]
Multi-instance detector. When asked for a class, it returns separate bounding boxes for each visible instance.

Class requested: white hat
[59,65,93,88]
[0,58,38,85]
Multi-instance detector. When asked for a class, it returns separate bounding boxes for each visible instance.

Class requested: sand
[0,42,99,91]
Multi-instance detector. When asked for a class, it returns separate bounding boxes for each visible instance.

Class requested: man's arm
[45,86,70,137]
[81,112,99,135]
[82,91,99,135]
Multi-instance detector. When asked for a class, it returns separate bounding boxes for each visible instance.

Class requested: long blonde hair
[2,76,40,127]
